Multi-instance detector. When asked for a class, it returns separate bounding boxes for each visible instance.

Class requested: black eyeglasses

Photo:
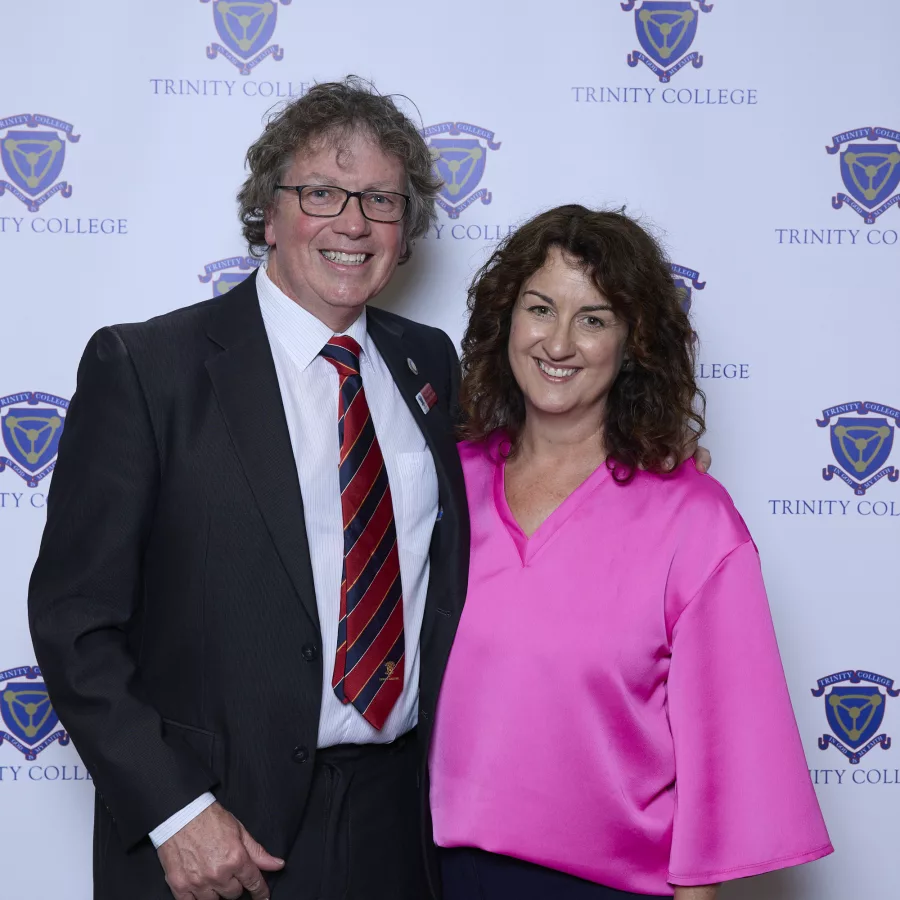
[275,184,410,223]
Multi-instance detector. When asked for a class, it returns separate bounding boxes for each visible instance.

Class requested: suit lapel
[366,311,465,542]
[204,273,320,633]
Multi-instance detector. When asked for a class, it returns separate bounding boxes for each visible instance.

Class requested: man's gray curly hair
[237,77,441,264]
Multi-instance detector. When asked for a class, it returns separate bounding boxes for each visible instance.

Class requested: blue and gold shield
[670,265,704,315]
[826,686,885,749]
[1,681,59,747]
[1,407,65,474]
[830,417,893,481]
[213,0,277,59]
[213,272,252,295]
[635,2,699,66]
[840,143,900,210]
[673,277,693,313]
[430,138,488,207]
[1,130,66,197]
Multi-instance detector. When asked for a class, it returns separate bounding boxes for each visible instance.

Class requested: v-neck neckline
[492,442,612,566]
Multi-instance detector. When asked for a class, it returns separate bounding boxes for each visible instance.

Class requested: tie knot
[320,335,362,376]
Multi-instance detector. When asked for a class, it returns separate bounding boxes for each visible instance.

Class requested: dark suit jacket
[28,273,469,899]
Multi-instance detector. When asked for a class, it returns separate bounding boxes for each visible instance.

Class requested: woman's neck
[515,408,607,469]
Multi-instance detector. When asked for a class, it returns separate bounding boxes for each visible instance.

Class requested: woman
[429,206,833,899]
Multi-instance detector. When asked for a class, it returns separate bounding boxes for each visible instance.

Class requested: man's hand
[663,442,711,474]
[158,802,284,900]
[691,444,711,474]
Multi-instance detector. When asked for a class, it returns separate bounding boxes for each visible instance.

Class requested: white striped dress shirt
[149,267,438,846]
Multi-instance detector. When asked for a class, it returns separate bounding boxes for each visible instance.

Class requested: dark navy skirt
[440,848,669,900]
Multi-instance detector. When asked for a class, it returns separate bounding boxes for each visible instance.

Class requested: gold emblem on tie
[382,661,400,682]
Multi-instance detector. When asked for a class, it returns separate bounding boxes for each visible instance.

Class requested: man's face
[264,131,407,332]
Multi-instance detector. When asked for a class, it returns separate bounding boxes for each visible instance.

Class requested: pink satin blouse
[429,436,833,894]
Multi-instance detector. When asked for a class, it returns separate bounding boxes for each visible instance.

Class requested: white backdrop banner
[1,1,898,896]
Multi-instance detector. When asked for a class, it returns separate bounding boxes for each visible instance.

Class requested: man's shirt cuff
[149,792,217,848]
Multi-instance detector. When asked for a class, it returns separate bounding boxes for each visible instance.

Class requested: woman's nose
[543,321,576,359]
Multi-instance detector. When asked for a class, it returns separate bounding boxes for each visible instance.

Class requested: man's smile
[320,250,371,266]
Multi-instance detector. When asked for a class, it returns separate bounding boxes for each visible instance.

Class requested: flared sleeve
[666,539,833,886]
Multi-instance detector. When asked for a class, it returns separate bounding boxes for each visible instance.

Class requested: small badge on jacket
[415,383,437,414]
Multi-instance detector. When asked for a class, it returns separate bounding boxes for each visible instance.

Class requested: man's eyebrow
[301,174,403,190]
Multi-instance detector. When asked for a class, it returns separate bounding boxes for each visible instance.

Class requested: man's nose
[333,194,370,235]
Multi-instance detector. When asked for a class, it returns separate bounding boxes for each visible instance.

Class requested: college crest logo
[421,122,501,219]
[201,0,291,75]
[0,392,69,488]
[817,401,899,496]
[812,670,896,765]
[622,0,713,82]
[827,127,900,224]
[670,263,705,313]
[0,666,69,761]
[0,114,80,212]
[198,256,262,295]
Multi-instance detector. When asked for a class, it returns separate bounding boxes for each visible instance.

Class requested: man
[29,78,467,900]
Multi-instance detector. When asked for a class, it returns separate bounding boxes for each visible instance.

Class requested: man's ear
[263,204,276,248]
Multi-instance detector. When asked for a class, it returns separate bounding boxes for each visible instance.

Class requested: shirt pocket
[393,450,439,559]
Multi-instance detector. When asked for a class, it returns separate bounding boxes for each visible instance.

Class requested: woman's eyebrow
[523,290,612,313]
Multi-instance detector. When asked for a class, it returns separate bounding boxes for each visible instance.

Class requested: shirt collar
[257,264,370,371]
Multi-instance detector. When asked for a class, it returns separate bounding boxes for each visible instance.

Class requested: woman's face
[508,246,629,424]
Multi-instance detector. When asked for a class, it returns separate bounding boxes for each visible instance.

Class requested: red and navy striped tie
[320,336,404,729]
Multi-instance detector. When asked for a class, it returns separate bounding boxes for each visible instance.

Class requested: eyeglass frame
[274,184,411,223]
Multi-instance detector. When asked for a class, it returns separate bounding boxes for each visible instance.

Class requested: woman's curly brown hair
[459,204,705,482]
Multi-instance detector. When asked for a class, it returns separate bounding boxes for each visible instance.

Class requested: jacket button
[301,644,319,662]
[292,745,309,764]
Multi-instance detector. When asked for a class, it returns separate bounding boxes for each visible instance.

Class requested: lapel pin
[407,358,418,375]
[415,382,437,415]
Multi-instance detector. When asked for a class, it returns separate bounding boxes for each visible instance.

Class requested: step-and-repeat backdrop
[2,1,897,896]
